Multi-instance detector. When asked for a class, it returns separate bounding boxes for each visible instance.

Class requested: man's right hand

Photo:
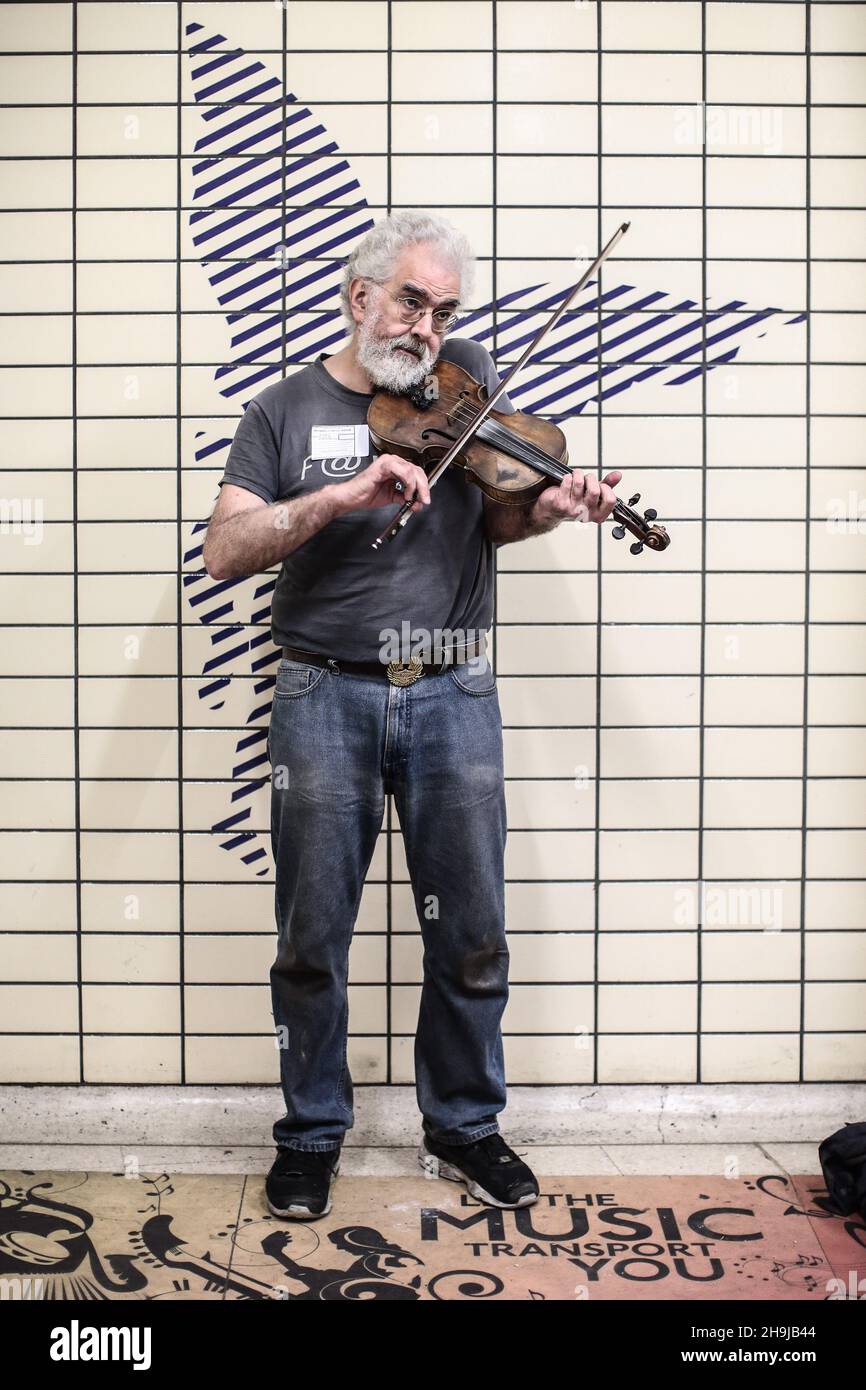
[329,452,432,515]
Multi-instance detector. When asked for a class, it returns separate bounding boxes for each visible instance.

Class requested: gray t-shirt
[217,335,515,661]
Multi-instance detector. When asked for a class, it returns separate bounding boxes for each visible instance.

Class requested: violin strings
[381,386,628,524]
[446,399,570,483]
[413,385,625,518]
[441,394,569,477]
[427,385,570,480]
[477,418,569,481]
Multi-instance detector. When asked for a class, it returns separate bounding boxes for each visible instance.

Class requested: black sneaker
[265,1145,341,1221]
[419,1131,539,1208]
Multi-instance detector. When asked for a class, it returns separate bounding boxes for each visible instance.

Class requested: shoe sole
[418,1142,538,1209]
[266,1158,340,1221]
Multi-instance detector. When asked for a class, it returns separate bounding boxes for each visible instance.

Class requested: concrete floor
[3,1080,860,1178]
[0,1139,825,1175]
[4,1086,861,1303]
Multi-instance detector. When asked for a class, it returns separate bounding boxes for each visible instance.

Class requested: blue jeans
[267,650,509,1152]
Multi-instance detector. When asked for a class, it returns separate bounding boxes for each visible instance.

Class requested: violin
[367,358,671,557]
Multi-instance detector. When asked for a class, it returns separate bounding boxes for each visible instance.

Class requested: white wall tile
[1,1,862,1093]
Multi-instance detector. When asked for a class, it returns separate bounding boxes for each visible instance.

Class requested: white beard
[355,310,439,392]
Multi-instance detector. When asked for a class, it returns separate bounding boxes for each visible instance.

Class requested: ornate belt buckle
[386,657,425,687]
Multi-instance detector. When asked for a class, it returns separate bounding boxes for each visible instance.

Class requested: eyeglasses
[369,281,460,334]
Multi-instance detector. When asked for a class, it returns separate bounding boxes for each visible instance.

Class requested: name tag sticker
[310,424,370,458]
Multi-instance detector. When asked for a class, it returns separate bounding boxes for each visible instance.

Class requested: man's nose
[408,309,437,345]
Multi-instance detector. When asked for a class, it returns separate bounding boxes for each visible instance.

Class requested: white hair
[339,211,475,328]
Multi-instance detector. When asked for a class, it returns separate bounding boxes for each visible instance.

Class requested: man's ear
[349,275,369,325]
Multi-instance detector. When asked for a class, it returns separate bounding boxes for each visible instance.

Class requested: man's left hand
[532,469,622,526]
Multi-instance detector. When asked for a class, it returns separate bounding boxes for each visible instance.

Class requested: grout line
[175,0,186,1087]
[799,0,813,1088]
[385,0,393,1088]
[71,0,83,1087]
[697,2,707,1083]
[592,0,603,1089]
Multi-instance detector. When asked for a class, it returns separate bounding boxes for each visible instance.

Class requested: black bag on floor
[818,1121,866,1220]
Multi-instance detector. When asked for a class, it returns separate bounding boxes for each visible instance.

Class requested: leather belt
[281,639,487,687]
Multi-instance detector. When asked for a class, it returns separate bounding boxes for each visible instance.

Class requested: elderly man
[203,211,620,1221]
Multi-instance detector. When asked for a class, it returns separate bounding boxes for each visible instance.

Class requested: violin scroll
[609,491,670,556]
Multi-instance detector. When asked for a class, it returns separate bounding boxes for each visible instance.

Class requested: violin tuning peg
[643,508,657,521]
[611,525,626,539]
[629,541,644,555]
[628,493,640,506]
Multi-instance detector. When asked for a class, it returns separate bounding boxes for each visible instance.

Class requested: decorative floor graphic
[1,1169,863,1301]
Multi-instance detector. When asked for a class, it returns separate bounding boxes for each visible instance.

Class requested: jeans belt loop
[436,640,476,674]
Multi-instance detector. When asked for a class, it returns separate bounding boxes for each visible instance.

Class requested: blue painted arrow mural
[179,19,805,876]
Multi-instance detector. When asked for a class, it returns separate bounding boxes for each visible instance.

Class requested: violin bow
[371,220,631,551]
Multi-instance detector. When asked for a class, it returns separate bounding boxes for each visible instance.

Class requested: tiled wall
[1,1,864,1087]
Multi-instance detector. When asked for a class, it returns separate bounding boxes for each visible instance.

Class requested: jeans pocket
[273,657,327,699]
[448,652,497,696]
